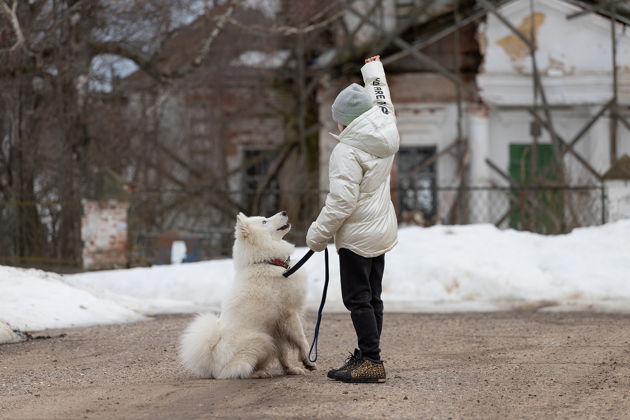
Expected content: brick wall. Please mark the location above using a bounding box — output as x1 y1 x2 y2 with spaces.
81 199 129 270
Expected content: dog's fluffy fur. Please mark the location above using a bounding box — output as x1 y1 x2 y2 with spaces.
179 211 315 379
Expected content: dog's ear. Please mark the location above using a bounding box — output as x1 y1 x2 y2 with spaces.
235 212 251 240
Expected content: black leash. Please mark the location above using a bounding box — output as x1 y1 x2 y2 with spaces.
283 248 330 363
282 249 314 278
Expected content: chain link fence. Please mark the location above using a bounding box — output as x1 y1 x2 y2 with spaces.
395 185 606 234
128 185 606 264
1 185 606 269
0 200 82 271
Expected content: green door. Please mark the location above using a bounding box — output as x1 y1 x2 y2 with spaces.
508 144 563 233
509 144 555 184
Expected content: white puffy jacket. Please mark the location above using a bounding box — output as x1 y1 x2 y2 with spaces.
306 60 399 258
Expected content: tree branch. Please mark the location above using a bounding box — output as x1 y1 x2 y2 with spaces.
89 41 165 83
0 0 27 54
169 0 237 79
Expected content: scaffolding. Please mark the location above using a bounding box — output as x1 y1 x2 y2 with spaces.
181 0 627 233
273 0 629 233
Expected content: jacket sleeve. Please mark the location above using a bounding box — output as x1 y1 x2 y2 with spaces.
306 145 363 252
361 60 395 117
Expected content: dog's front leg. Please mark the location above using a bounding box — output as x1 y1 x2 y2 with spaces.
284 312 316 371
277 341 307 375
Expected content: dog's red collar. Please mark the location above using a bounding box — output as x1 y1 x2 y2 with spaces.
267 258 290 269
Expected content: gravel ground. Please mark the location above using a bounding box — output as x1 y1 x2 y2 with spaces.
1 312 630 419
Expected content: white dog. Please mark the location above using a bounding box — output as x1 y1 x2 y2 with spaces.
179 211 316 379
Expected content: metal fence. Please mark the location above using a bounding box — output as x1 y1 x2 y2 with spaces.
0 200 82 271
128 185 606 264
1 185 606 269
394 185 606 233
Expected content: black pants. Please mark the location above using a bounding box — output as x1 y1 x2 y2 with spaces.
339 248 384 362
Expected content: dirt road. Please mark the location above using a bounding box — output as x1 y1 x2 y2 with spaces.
2 312 630 419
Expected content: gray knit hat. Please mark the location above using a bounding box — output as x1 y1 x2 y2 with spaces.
331 83 373 127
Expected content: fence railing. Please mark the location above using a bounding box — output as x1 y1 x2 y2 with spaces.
0 185 606 269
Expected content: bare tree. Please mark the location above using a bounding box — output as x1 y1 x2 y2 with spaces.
0 0 236 265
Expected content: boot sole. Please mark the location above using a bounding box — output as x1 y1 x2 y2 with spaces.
339 377 386 384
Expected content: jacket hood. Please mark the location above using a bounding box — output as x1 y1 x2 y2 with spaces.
330 106 399 158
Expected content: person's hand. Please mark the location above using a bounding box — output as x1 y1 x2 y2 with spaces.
306 223 328 252
365 55 380 63
306 240 327 253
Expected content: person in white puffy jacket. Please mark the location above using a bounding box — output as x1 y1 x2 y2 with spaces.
306 56 399 383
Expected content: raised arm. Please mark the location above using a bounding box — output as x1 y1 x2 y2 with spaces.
361 55 395 117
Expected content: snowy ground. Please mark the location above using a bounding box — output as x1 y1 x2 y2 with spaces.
1 220 629 340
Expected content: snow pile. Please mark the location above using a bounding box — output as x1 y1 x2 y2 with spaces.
0 320 21 344
69 219 630 313
1 220 629 337
382 221 630 312
66 259 235 314
0 266 147 336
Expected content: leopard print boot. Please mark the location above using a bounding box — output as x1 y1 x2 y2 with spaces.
327 349 361 380
336 358 386 383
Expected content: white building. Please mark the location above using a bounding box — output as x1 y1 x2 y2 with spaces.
318 0 630 229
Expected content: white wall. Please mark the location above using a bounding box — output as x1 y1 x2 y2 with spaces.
396 102 461 185
478 0 630 106
478 0 630 183
486 107 620 184
481 0 630 75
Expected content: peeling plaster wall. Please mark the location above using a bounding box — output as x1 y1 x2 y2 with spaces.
478 0 630 105
480 0 630 79
478 0 630 185
317 0 629 226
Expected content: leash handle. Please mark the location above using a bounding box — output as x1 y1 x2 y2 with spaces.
308 248 329 363
283 249 314 278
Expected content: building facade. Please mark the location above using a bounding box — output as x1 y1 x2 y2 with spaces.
318 0 630 230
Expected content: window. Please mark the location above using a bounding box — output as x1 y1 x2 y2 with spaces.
242 149 280 216
397 146 437 222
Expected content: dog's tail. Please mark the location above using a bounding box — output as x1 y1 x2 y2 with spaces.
179 312 221 378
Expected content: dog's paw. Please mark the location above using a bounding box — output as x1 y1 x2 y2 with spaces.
251 369 273 379
284 366 307 376
302 361 317 371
